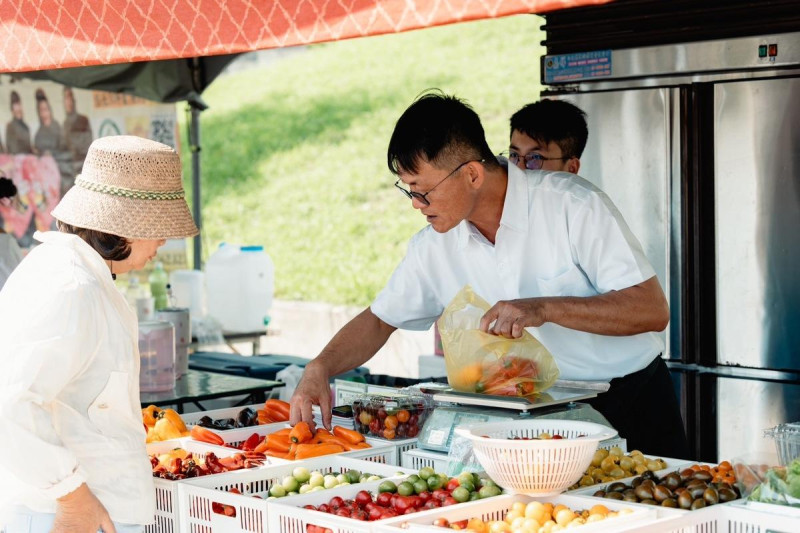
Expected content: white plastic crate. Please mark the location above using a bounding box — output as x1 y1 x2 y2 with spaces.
565 456 691 493
598 436 627 453
371 493 660 533
267 479 505 533
177 456 414 533
146 438 255 533
401 448 449 472
363 437 417 466
179 404 269 430
615 500 800 532
188 420 397 467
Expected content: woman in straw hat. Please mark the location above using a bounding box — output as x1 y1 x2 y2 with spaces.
0 136 198 533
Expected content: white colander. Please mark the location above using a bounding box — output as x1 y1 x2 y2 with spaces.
455 419 617 496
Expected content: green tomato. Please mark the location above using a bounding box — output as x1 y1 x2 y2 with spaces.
323 475 338 489
397 481 415 497
378 480 397 494
478 485 502 498
418 467 435 480
458 479 475 492
469 491 480 501
282 476 300 492
299 484 312 494
269 485 287 498
426 475 443 490
346 469 362 484
292 467 311 483
413 479 428 494
406 474 420 484
451 487 470 503
308 473 324 488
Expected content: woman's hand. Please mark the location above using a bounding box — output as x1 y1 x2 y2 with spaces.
53 483 116 533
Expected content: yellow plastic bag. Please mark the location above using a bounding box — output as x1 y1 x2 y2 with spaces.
438 285 560 397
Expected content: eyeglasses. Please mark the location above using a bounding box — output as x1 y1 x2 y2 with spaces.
500 151 572 170
394 159 484 207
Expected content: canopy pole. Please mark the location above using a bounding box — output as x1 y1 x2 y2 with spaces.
190 106 202 270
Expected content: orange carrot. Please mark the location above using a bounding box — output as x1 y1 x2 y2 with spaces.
294 443 345 460
271 428 291 437
333 426 365 445
290 421 313 444
264 450 289 460
191 425 224 446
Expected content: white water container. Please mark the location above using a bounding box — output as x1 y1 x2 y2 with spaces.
205 244 274 333
169 269 206 319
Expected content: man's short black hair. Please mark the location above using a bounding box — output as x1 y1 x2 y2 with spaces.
510 99 588 158
387 90 499 175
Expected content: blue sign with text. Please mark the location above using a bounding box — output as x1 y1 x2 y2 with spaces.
544 50 612 84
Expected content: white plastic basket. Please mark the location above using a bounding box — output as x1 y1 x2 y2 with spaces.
180 403 271 431
371 493 661 533
565 456 691 492
455 420 617 496
146 438 254 533
177 456 413 533
401 448 450 472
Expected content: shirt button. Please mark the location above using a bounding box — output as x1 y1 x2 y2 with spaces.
98 403 109 409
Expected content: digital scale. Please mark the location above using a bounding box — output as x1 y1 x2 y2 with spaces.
415 382 618 453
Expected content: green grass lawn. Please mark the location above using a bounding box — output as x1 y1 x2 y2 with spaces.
183 14 543 306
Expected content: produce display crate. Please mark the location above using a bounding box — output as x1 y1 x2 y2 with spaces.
179 404 268 430
620 500 800 533
371 493 663 533
147 438 254 533
565 456 691 493
599 436 627 453
267 480 504 533
335 379 368 408
177 456 414 533
401 448 450 472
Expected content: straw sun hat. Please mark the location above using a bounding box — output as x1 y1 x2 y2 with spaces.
52 135 199 240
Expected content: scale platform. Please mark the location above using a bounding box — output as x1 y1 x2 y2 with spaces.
428 380 609 412
417 381 612 453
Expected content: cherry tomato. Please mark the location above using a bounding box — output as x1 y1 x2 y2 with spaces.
358 411 373 425
406 425 419 438
397 409 410 423
376 492 393 507
355 490 372 508
384 415 398 430
369 418 381 435
377 407 388 419
383 428 396 440
329 496 344 509
446 478 460 492
433 518 451 527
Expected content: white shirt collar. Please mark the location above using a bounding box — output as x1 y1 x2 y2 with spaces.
456 158 530 250
34 231 115 285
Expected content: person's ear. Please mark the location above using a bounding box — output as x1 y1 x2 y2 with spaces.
466 160 484 189
568 158 580 175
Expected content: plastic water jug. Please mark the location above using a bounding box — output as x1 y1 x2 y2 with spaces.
155 308 191 378
169 269 206 319
138 320 175 392
205 244 274 333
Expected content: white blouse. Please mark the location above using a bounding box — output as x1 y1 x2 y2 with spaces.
0 231 155 525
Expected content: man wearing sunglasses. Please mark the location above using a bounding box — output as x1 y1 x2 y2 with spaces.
290 91 688 459
505 99 587 175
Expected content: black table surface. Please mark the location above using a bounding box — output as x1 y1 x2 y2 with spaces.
140 369 283 410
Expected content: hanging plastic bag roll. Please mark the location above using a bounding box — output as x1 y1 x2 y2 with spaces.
438 285 560 397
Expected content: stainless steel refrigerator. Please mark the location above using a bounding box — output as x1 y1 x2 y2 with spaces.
541 31 800 462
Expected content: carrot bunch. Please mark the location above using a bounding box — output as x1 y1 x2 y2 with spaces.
257 399 291 424
476 355 540 397
253 423 370 460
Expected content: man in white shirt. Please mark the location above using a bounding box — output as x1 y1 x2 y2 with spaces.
290 92 688 457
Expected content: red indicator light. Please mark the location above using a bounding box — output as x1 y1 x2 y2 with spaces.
768 44 778 57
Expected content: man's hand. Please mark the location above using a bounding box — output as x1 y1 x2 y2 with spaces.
53 483 116 533
289 362 332 430
479 298 548 338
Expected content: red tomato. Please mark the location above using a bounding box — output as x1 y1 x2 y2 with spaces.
329 496 344 509
376 492 393 507
433 489 449 501
406 425 419 438
317 503 330 513
452 519 469 529
423 500 440 510
368 507 383 521
442 496 458 506
335 508 351 518
418 491 431 502
303 504 316 510
433 518 451 527
369 418 381 435
355 490 372 508
446 479 460 492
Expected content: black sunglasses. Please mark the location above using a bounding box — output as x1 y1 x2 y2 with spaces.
394 159 485 207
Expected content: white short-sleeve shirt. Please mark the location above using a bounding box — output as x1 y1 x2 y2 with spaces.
371 161 663 381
